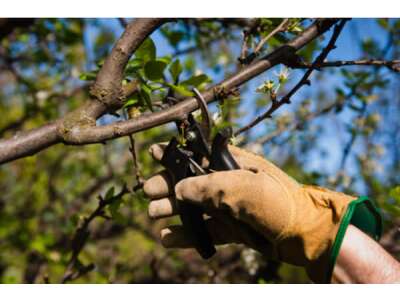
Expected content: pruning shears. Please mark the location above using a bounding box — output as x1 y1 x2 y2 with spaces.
161 88 240 259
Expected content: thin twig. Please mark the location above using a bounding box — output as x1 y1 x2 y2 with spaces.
239 19 261 64
128 134 144 191
234 19 348 136
61 185 129 283
62 264 95 284
340 102 367 170
240 32 251 63
254 19 290 56
250 74 365 147
294 59 400 72
249 100 340 146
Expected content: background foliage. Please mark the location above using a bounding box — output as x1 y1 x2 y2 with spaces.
0 18 399 283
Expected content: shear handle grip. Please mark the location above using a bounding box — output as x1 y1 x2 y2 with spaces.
161 138 216 259
209 127 240 171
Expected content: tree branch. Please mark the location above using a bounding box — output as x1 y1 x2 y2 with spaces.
253 19 290 57
87 18 166 116
0 19 339 164
0 19 164 164
294 59 400 72
248 99 342 147
234 19 348 136
128 134 144 191
58 19 341 145
239 19 261 64
61 185 129 283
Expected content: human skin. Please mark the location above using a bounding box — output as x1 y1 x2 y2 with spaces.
333 225 400 283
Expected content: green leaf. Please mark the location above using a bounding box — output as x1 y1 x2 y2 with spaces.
135 38 156 63
166 83 193 97
105 186 115 201
144 60 167 81
181 74 210 87
109 197 122 216
389 186 400 205
157 55 172 65
108 195 126 224
123 96 139 108
140 84 153 111
377 19 389 29
125 58 143 75
167 31 185 46
335 87 345 97
79 71 97 81
169 59 183 83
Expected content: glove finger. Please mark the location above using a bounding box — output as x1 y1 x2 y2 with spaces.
228 145 300 188
175 169 293 242
160 212 277 259
160 217 240 248
148 197 178 219
149 143 168 162
143 170 173 199
174 170 255 211
228 145 272 172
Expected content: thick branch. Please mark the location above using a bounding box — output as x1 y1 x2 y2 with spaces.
88 18 166 117
0 122 61 162
0 19 163 164
0 19 339 163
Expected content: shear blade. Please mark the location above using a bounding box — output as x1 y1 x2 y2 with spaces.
192 88 212 141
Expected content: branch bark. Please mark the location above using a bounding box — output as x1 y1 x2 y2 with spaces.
0 19 164 164
0 18 339 164
294 59 400 72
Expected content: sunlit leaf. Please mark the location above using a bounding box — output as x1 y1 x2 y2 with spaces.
166 83 193 97
79 71 97 81
105 186 115 200
169 59 183 83
140 84 153 111
144 60 167 81
135 38 156 63
180 74 210 87
123 96 139 108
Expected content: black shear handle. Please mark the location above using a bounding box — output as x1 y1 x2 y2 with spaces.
161 138 216 259
209 127 240 171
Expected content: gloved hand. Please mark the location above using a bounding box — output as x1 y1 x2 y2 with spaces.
143 143 357 283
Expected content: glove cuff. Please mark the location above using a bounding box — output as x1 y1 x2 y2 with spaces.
323 196 383 283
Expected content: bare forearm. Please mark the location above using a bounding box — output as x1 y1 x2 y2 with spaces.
332 225 400 283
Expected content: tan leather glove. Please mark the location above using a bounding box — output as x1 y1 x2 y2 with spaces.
143 143 362 283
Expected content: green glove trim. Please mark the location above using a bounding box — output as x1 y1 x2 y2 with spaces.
325 196 383 283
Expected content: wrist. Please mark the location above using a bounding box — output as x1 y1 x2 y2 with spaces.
333 225 400 283
325 196 382 283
